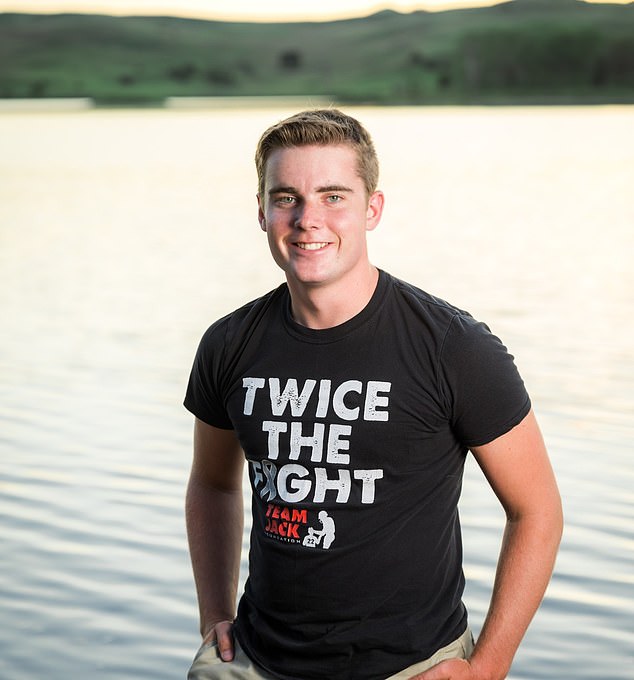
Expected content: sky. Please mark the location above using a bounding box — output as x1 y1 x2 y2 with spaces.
0 0 628 22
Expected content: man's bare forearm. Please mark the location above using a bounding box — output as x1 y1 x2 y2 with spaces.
186 476 244 638
468 507 563 680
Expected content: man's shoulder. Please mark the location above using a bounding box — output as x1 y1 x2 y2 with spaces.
384 271 472 323
199 283 288 345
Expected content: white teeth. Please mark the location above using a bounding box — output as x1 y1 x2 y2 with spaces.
297 242 328 251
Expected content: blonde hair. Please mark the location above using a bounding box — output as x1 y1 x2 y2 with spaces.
255 109 379 198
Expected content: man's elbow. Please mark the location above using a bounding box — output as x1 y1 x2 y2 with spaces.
551 491 564 548
531 490 564 554
508 487 564 551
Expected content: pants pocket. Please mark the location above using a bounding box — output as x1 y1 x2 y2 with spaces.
187 641 223 679
385 627 473 679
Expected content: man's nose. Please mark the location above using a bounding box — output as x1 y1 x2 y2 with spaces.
294 201 322 229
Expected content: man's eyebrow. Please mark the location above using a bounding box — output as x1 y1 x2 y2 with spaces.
267 184 354 196
267 185 298 196
317 184 354 194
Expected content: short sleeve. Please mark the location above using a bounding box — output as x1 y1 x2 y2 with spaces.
439 313 531 447
184 320 234 430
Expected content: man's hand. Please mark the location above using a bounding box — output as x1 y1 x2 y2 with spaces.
411 658 476 680
202 619 235 662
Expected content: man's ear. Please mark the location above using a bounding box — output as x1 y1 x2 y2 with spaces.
257 193 267 231
366 190 384 232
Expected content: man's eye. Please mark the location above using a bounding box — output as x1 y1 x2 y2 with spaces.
327 194 342 203
275 196 295 205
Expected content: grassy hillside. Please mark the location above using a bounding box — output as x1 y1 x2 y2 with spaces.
1 0 633 104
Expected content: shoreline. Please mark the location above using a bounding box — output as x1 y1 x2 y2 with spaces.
1 94 634 113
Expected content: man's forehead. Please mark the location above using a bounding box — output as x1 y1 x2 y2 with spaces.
263 144 361 187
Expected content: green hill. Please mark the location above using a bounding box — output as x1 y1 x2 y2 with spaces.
1 0 633 105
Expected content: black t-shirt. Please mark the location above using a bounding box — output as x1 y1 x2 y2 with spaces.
185 270 531 680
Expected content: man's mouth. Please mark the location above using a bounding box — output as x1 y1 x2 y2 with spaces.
295 242 329 251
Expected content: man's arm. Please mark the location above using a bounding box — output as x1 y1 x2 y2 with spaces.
185 417 245 661
416 409 563 680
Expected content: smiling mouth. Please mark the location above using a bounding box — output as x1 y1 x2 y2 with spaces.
295 242 329 251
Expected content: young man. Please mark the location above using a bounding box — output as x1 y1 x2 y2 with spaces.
184 109 563 680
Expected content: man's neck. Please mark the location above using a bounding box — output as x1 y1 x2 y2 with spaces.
287 266 379 330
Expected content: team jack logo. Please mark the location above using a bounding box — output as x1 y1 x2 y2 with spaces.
303 511 336 549
263 502 336 549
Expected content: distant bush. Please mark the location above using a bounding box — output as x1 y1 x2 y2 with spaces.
118 74 136 86
205 68 236 86
279 50 302 70
29 79 48 97
407 51 452 95
168 63 197 82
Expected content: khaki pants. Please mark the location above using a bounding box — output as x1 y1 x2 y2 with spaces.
187 627 474 680
385 627 474 679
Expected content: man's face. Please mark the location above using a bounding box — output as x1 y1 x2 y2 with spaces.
258 144 383 292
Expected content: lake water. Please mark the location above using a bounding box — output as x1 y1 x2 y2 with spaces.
0 104 632 679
